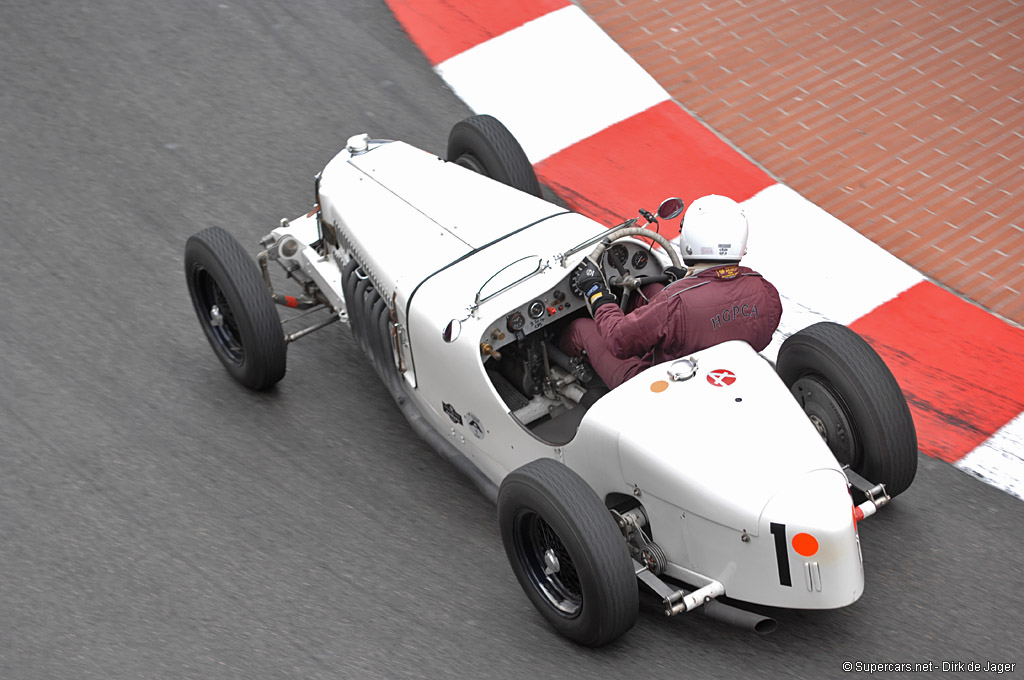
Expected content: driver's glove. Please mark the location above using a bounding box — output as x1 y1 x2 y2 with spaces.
664 266 688 282
575 257 616 316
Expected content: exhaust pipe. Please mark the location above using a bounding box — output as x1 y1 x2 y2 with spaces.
702 599 777 635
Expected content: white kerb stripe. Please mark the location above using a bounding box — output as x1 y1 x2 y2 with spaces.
436 5 669 164
955 413 1024 501
739 184 924 326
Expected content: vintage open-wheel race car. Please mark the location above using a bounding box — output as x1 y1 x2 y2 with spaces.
185 115 917 647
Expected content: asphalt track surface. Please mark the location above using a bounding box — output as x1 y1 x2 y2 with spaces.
1 2 1022 678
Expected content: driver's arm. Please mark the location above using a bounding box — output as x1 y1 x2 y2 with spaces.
593 297 670 360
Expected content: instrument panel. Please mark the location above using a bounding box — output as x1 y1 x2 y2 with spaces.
483 240 663 351
601 241 660 281
488 280 577 350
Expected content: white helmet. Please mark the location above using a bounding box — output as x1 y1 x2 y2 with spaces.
679 194 748 264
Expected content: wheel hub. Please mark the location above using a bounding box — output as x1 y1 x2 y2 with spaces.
193 268 244 364
513 511 582 618
543 548 560 575
209 304 225 328
808 413 828 439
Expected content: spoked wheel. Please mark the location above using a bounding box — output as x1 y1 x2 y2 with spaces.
192 268 245 363
510 510 584 617
185 226 287 390
498 458 638 647
777 322 917 498
446 114 543 198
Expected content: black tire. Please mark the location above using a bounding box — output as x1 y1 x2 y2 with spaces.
184 226 286 390
776 322 917 497
497 458 638 647
446 114 543 198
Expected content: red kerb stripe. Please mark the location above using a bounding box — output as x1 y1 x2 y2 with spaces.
850 281 1024 462
385 0 569 66
536 101 774 235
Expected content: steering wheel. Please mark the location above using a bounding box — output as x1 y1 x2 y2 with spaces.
589 227 684 310
590 226 682 268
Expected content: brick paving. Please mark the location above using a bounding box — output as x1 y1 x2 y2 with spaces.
574 0 1024 326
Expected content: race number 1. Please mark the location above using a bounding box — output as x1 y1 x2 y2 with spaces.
770 522 792 587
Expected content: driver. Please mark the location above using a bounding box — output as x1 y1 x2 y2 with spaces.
560 194 782 389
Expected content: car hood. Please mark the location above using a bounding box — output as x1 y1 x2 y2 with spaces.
318 140 583 314
579 341 843 535
344 141 564 250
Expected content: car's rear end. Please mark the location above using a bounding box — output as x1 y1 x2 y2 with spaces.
565 340 865 611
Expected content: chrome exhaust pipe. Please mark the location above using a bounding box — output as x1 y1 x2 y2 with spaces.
702 599 777 635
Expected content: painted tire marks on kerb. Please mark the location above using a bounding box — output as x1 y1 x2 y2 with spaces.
385 0 1024 500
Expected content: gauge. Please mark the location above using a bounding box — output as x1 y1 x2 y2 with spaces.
506 312 525 332
527 300 545 319
609 244 629 268
631 250 649 269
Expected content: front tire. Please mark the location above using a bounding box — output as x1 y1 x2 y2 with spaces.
447 114 543 198
497 458 638 647
776 322 917 497
185 226 286 390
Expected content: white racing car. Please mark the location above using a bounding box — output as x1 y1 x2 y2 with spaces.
185 115 917 647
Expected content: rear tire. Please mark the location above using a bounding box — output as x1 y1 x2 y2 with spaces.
185 226 286 390
497 458 638 647
447 115 542 198
776 322 917 497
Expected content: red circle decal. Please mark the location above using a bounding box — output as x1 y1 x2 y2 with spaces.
706 369 737 387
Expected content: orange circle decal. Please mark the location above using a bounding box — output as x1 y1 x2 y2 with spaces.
792 532 819 557
650 380 669 393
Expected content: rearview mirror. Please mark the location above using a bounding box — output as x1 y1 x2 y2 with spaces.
442 318 461 343
657 197 685 220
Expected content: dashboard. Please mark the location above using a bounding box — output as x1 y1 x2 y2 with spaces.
482 239 663 352
483 275 577 352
